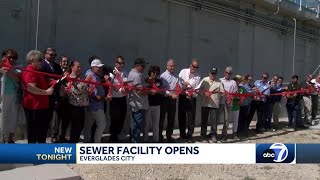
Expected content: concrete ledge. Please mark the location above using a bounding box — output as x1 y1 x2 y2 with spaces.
0 164 81 180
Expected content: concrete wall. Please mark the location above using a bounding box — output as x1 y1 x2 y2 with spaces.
1 0 320 137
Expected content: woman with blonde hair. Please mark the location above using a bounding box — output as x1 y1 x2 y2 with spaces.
21 50 54 143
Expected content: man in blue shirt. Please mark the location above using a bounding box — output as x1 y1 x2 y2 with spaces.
248 73 270 133
84 59 107 143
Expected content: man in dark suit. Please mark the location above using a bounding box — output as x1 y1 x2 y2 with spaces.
39 47 63 142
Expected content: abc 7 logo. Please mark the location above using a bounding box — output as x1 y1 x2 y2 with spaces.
262 149 276 162
262 144 289 163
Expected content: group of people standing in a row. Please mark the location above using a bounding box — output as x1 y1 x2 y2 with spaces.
0 48 318 144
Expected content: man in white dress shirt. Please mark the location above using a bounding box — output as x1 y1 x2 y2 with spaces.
178 59 201 142
219 66 238 141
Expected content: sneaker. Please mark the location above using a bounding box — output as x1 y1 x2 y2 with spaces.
211 136 217 143
220 135 228 142
200 137 208 143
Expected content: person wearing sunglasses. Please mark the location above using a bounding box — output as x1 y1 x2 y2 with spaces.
178 59 201 143
247 73 270 134
0 49 22 143
109 56 128 143
39 47 64 143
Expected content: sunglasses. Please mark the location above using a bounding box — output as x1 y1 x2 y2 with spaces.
191 64 199 69
262 77 268 79
48 53 56 57
116 61 125 65
6 56 16 60
225 71 231 75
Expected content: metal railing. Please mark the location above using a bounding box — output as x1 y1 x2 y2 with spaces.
286 0 320 13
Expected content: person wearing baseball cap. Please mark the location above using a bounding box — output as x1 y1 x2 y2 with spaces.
196 67 224 143
127 58 156 143
84 58 107 143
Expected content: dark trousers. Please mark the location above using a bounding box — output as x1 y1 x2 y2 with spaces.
69 104 85 143
56 99 70 140
159 97 176 141
248 100 266 131
265 102 274 129
311 95 318 119
24 108 50 143
238 105 249 133
109 96 127 142
286 100 302 128
201 107 218 138
178 95 196 138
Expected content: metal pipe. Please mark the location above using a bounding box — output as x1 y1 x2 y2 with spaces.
0 73 6 143
317 5 319 18
312 65 320 75
299 0 302 11
168 0 320 42
292 18 297 75
35 0 40 50
274 0 281 14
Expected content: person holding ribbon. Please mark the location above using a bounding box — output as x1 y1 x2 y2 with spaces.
159 59 179 143
178 59 201 143
109 56 128 143
21 50 54 143
237 75 253 136
0 49 22 143
285 75 305 130
127 58 157 143
219 66 238 142
143 65 163 142
84 59 107 143
66 60 89 143
247 73 270 134
197 67 224 143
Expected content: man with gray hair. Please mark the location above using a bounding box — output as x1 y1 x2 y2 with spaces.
219 66 238 142
159 59 179 142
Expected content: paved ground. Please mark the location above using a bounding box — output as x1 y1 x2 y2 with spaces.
69 117 320 180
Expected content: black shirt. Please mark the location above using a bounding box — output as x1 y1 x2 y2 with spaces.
145 78 162 106
286 82 302 102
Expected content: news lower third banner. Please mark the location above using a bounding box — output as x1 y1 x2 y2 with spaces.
0 143 319 164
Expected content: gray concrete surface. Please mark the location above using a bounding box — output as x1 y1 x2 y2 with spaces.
0 164 81 180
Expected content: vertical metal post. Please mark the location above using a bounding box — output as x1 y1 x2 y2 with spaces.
35 0 40 50
299 0 302 11
292 18 297 75
317 5 319 18
0 73 6 143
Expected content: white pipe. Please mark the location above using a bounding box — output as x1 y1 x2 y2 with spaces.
35 0 40 50
0 73 6 143
274 0 281 14
317 5 319 18
292 18 297 75
299 0 302 11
